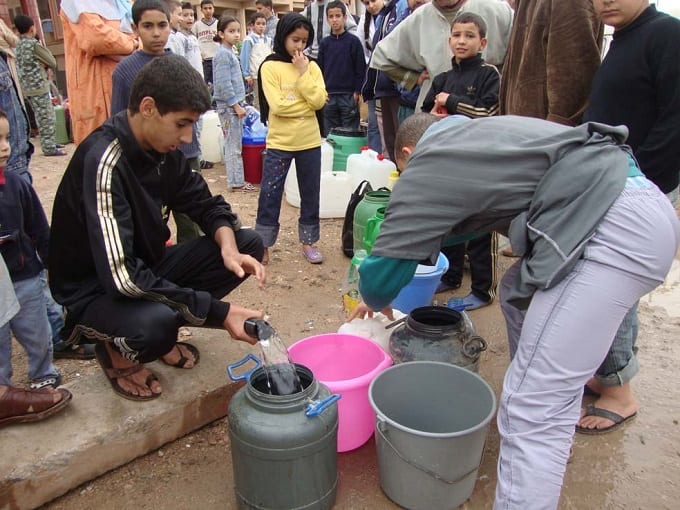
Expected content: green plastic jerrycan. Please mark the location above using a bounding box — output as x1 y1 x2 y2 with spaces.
353 190 390 253
363 206 386 254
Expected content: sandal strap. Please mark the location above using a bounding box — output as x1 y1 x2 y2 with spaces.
104 363 145 381
172 344 189 368
583 404 626 424
0 386 66 419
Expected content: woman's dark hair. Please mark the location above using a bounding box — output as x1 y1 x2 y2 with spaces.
213 15 239 42
271 12 314 58
128 54 211 115
0 108 6 121
363 8 373 51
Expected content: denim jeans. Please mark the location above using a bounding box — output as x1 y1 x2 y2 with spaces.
196 115 204 162
594 185 679 386
323 93 359 134
366 100 382 155
40 270 65 346
496 184 679 509
0 275 58 385
255 147 321 247
217 108 245 188
397 105 415 125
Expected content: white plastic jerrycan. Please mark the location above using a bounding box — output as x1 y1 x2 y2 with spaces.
285 140 340 216
346 147 396 190
199 110 224 164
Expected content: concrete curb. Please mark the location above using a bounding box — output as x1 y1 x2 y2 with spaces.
0 331 253 510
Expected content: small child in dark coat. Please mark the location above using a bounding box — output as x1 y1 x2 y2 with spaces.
0 108 61 390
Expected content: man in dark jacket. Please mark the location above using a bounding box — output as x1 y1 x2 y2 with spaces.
49 55 266 401
578 0 680 434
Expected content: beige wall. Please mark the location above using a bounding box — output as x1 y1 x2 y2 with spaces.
193 1 304 30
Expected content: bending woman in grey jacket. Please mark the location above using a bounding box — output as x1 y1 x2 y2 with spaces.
351 113 680 510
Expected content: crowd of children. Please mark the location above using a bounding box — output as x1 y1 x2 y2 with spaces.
2 2 680 509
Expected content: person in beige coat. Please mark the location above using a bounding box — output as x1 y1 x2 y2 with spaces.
498 0 601 257
500 0 602 126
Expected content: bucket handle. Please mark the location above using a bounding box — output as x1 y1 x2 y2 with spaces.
376 420 481 485
462 335 487 360
226 353 261 381
305 394 341 417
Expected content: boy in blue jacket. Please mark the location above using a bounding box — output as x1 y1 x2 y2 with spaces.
0 108 61 390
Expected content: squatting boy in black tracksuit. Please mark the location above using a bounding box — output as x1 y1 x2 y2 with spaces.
49 56 266 401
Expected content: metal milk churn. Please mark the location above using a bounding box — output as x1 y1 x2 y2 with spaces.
389 306 487 372
227 353 340 510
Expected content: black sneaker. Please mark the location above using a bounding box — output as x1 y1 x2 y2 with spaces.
30 373 62 390
53 343 96 360
435 280 462 294
200 160 214 169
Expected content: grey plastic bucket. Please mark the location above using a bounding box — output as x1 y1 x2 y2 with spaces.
368 361 496 510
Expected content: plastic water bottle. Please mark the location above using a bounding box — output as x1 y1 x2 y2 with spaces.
342 249 368 319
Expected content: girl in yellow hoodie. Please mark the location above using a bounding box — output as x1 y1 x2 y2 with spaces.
256 13 327 265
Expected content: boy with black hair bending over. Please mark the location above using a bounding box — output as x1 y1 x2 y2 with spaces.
422 12 500 310
49 55 266 401
318 1 366 133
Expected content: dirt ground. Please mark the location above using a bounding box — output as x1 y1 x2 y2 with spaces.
12 141 680 509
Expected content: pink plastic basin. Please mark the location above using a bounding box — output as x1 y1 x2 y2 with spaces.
289 333 393 452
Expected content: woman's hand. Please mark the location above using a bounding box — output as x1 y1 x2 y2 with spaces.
347 302 395 322
292 50 309 75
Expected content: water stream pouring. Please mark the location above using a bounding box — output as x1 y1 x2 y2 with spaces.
244 318 302 395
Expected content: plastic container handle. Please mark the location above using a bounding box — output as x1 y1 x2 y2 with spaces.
226 353 261 381
364 216 381 251
376 418 479 485
305 394 341 417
